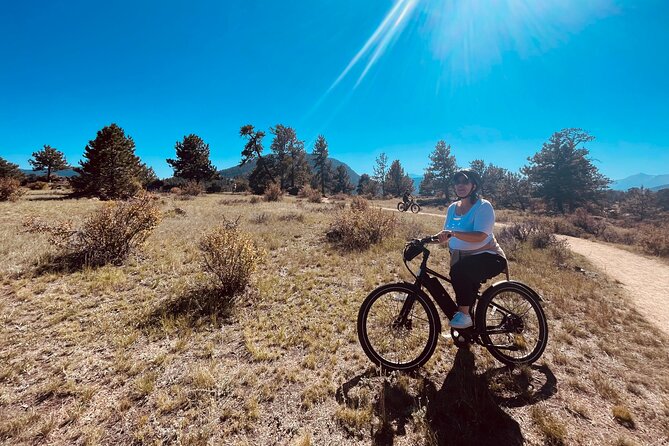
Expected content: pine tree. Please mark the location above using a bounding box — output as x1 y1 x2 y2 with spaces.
523 128 610 213
0 157 23 179
29 145 69 182
269 124 292 189
70 124 146 199
424 140 458 199
357 174 379 196
386 160 413 197
373 153 389 196
167 134 217 183
240 124 276 189
333 165 354 194
312 135 332 195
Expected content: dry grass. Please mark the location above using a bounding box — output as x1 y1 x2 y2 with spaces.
0 190 668 445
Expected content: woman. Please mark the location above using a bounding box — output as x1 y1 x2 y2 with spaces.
436 170 507 329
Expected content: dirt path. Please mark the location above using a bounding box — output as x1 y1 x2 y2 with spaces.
382 206 669 336
556 235 669 337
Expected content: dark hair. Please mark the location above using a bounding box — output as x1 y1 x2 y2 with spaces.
453 170 481 202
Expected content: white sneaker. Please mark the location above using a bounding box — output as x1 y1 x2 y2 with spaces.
449 311 473 329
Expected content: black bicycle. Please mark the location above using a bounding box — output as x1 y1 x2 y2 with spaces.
397 199 420 213
357 236 548 371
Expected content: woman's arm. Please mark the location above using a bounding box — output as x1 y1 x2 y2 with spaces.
436 230 488 243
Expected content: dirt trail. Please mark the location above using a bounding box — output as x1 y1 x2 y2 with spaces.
556 235 669 337
382 206 669 336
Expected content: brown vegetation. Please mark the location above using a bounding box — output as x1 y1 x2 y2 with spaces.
1 190 668 445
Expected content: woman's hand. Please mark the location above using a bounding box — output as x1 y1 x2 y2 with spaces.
436 230 453 243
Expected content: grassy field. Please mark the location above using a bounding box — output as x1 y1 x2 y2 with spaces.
1 191 668 445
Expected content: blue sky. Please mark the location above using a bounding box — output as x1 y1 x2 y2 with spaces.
1 0 668 180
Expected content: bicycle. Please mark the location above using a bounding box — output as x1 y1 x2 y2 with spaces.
357 235 548 371
397 199 421 213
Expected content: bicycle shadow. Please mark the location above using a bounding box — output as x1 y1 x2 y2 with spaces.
336 350 557 446
423 348 525 446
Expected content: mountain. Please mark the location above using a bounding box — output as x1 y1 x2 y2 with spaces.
611 173 669 191
20 168 78 177
219 155 361 185
650 184 669 191
408 174 424 191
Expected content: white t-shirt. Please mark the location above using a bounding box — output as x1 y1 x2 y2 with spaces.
443 199 500 255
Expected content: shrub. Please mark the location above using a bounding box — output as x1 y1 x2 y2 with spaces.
0 178 24 201
264 183 282 202
199 220 266 295
327 206 397 251
298 185 322 203
350 196 370 212
638 223 669 257
181 181 205 196
28 181 49 190
569 208 607 236
169 187 182 195
249 195 261 204
24 193 161 266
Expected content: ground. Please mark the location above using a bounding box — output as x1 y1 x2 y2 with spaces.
1 191 668 445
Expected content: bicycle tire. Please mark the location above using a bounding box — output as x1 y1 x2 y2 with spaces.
357 283 441 371
475 282 548 365
410 203 420 213
397 202 406 212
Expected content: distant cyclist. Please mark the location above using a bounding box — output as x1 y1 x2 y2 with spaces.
435 170 507 329
402 191 412 206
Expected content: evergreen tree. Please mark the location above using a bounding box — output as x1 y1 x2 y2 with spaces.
288 136 311 189
70 124 146 199
373 153 389 196
424 140 458 199
622 187 657 221
523 128 610 213
269 124 293 189
418 172 435 196
240 124 276 188
386 160 413 197
357 173 379 196
29 145 68 182
312 135 332 195
469 159 509 206
333 165 354 194
167 134 217 183
0 157 23 179
503 172 531 211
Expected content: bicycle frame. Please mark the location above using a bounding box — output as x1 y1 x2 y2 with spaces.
399 244 459 322
398 242 529 349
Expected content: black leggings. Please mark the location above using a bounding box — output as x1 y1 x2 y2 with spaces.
450 253 507 307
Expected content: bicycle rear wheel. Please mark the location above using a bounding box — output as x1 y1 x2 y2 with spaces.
475 283 548 365
397 202 406 212
357 283 440 371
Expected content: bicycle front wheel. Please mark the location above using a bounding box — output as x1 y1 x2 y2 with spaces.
410 203 420 213
476 283 548 365
357 283 440 371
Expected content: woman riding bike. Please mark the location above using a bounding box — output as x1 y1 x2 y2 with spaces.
436 170 507 329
